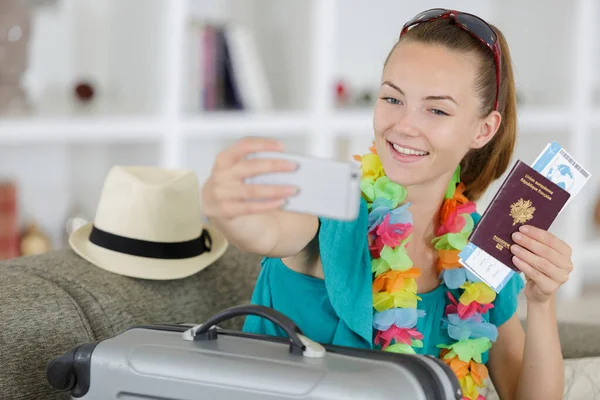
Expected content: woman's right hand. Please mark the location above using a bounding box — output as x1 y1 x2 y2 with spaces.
202 137 298 221
202 136 320 261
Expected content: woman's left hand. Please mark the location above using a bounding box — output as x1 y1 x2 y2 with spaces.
510 225 573 304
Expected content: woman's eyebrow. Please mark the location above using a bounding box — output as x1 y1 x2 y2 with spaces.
382 81 458 105
424 95 458 106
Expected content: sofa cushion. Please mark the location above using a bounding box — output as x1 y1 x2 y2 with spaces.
0 246 262 400
480 356 600 400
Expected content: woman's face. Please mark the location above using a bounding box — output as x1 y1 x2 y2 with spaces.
373 40 499 188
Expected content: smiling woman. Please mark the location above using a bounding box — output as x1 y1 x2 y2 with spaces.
373 17 517 202
203 8 571 400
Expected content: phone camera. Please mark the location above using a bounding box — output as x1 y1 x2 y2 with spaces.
351 172 360 179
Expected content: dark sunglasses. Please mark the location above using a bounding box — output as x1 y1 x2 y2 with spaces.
400 8 501 112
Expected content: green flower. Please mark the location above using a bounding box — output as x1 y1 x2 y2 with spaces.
385 343 417 354
460 214 474 234
437 337 492 363
432 232 469 250
380 244 413 272
373 176 407 207
360 177 376 204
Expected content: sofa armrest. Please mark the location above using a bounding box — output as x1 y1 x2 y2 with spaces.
0 269 95 400
557 322 600 359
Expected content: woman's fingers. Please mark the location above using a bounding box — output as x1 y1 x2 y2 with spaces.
512 255 559 294
511 230 567 269
510 244 569 285
218 197 288 219
215 182 298 202
203 136 300 220
213 137 285 170
516 225 572 260
231 157 298 180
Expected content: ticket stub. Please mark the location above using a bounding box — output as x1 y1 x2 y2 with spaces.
531 141 591 209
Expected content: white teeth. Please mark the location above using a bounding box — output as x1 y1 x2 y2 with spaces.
392 143 428 156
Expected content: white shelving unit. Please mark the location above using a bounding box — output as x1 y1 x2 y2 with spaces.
1 0 598 299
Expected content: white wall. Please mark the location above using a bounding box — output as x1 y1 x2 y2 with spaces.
333 1 492 90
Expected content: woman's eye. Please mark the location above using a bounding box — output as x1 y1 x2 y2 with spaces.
430 109 449 116
382 97 401 105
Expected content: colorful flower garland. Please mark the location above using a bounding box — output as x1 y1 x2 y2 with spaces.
354 144 499 400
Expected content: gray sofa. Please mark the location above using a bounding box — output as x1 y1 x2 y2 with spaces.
1 246 599 399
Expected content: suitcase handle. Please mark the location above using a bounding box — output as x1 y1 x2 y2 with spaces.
187 304 308 355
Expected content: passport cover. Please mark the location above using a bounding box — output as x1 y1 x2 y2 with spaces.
469 160 571 271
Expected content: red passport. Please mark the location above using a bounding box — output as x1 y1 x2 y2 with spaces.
468 160 570 271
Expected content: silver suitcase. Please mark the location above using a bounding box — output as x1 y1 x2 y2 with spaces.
47 305 462 399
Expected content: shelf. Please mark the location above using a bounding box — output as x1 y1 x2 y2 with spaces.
0 98 163 143
0 115 163 144
182 111 313 137
331 109 374 134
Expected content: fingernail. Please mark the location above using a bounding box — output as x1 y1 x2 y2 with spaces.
285 162 298 171
511 244 521 253
519 225 529 233
512 232 523 241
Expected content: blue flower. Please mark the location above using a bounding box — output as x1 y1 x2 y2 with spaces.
440 267 482 289
368 198 394 232
373 308 426 331
368 199 413 231
389 202 413 225
442 313 498 342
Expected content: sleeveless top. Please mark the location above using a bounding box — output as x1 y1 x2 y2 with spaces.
243 198 524 364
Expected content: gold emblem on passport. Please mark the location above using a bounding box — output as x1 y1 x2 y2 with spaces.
510 198 535 226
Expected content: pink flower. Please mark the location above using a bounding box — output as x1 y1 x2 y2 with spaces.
445 293 494 319
369 234 385 259
374 214 413 247
374 326 423 350
437 202 477 236
437 212 465 236
457 201 477 215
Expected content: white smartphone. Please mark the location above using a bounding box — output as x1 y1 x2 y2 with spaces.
244 151 362 221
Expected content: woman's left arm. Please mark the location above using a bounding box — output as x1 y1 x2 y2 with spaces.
488 224 572 400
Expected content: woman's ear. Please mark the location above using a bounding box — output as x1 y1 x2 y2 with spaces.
471 110 502 149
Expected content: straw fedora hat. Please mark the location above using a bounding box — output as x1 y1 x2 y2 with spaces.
69 165 228 280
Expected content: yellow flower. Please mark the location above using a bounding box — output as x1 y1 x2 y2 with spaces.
459 375 480 400
459 282 497 305
361 153 384 180
373 290 421 311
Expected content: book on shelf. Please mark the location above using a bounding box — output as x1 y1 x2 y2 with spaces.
186 20 272 113
0 180 19 260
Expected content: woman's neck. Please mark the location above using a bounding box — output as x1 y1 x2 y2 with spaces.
403 171 455 248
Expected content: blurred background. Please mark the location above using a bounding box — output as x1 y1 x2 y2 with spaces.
0 0 598 307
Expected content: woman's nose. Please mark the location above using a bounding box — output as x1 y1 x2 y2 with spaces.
392 107 420 137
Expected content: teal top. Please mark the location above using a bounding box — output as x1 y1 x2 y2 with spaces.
243 198 524 364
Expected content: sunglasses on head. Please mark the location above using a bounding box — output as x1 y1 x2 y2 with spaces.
400 8 501 112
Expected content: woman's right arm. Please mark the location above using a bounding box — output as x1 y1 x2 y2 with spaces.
201 137 320 273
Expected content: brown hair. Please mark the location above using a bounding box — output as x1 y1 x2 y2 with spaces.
386 17 517 201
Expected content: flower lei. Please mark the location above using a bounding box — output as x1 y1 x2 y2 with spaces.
355 144 499 400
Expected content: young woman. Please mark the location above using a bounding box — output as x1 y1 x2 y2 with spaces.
202 9 572 400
